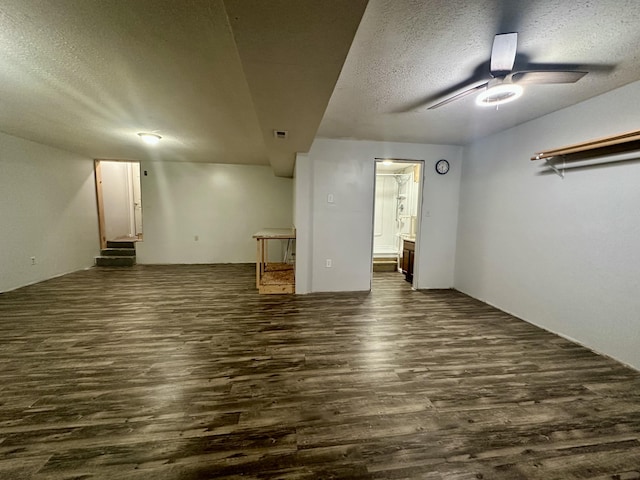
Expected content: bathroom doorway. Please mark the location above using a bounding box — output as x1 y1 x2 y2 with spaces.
372 159 423 286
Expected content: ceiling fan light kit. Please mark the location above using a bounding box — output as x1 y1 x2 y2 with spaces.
476 82 523 107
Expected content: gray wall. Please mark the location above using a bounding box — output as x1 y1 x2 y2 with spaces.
295 138 463 293
136 161 293 264
455 80 640 370
0 132 99 292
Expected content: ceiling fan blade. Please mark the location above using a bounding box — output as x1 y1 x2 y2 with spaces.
511 70 587 84
491 33 518 76
428 82 488 110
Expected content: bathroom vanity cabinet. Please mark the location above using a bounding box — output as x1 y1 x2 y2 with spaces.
401 239 415 283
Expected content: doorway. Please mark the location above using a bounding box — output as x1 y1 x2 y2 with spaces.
372 159 423 286
95 160 143 249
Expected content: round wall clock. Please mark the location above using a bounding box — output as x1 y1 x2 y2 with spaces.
435 159 450 175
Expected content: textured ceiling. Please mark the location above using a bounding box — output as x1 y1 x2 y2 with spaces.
3 0 640 178
0 0 367 177
318 0 640 145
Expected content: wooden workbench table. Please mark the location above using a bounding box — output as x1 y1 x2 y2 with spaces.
252 228 295 294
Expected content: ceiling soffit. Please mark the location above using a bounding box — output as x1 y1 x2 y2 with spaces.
224 0 369 177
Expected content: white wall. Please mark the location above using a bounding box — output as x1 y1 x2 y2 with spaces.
101 161 132 240
294 153 313 293
295 138 462 292
456 80 640 370
0 132 99 292
136 161 293 264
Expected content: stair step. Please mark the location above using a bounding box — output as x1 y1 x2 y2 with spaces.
101 248 136 257
373 259 398 272
106 240 136 249
95 256 136 267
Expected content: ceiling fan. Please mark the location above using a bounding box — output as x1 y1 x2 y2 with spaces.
428 32 587 109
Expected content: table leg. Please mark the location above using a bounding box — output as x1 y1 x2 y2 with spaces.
256 239 262 289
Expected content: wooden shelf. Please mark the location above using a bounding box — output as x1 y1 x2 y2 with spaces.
260 264 295 294
532 129 640 162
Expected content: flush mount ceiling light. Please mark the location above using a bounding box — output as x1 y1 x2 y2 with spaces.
476 82 524 107
382 159 394 166
137 132 161 145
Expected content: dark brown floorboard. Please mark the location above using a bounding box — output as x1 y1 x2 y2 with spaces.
0 264 639 479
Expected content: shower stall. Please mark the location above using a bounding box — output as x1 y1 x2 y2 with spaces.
373 163 421 270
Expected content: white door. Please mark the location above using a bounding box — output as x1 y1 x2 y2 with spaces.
131 162 143 237
96 160 143 243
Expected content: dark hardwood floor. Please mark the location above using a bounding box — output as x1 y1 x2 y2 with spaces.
1 264 639 479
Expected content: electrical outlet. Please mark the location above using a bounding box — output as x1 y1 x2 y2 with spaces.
327 193 334 204
30 256 36 265
325 259 332 268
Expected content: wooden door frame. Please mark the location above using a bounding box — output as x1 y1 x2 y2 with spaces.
371 158 425 289
94 159 107 250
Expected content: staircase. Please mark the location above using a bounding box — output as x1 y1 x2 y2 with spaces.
95 240 136 267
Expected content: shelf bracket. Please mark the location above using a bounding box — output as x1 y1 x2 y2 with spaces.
545 157 565 179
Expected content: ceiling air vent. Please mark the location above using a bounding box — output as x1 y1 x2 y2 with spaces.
273 130 288 140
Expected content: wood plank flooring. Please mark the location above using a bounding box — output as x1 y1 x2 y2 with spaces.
0 264 639 479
